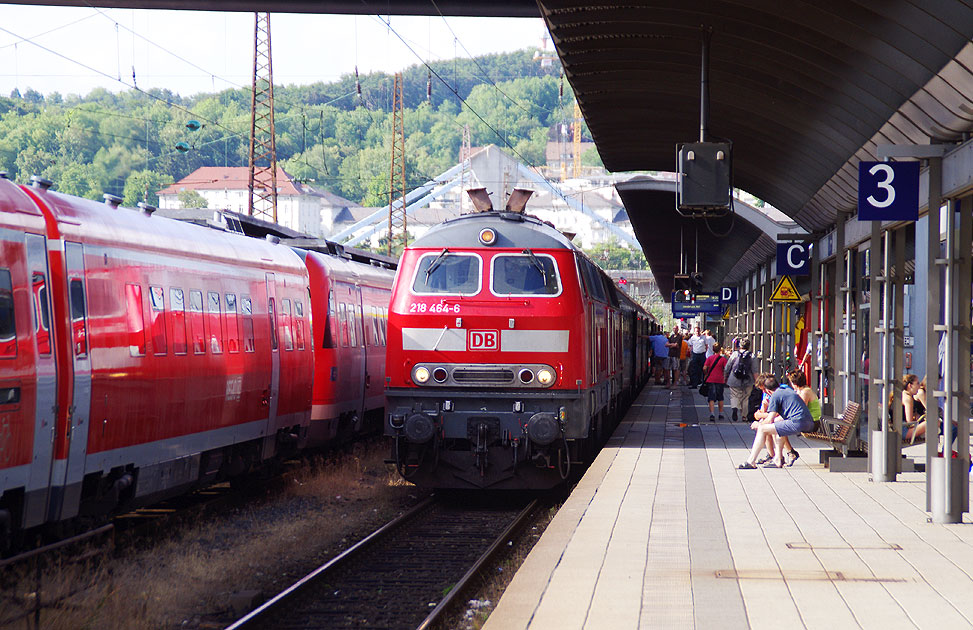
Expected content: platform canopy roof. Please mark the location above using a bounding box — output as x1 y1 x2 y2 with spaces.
16 0 973 294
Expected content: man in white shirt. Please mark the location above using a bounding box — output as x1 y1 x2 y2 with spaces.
688 326 707 387
703 329 716 357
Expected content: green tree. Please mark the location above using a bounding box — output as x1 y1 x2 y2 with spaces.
177 189 208 208
123 169 169 206
584 240 648 270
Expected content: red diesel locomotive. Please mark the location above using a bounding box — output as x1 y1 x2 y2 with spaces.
0 174 392 551
385 190 653 489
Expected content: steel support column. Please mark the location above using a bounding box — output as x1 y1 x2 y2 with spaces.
834 211 848 411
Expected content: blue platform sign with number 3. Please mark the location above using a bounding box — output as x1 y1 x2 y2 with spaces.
858 161 919 221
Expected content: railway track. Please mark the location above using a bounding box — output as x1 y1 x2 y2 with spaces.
228 495 539 630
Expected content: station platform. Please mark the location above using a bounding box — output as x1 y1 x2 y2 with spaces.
485 385 973 630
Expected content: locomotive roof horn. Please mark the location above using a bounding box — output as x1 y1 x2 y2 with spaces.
466 188 493 212
505 188 533 214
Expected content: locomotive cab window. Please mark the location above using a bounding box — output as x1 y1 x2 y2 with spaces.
491 252 561 296
0 269 15 358
411 251 481 295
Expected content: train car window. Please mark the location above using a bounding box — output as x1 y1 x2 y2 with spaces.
347 304 357 347
323 290 337 349
189 290 205 354
339 302 349 347
69 278 88 357
207 291 223 354
149 286 166 355
295 300 305 350
491 253 561 296
382 307 388 345
603 276 620 308
281 299 293 351
411 252 480 295
583 260 606 302
125 284 146 357
0 270 15 358
31 272 51 356
170 288 187 355
268 298 278 351
225 294 239 353
242 297 255 352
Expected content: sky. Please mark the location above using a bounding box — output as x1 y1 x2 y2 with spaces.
0 4 550 98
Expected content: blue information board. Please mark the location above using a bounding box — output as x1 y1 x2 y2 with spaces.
671 291 722 317
858 161 919 221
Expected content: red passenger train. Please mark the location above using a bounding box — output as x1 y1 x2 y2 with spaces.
385 190 653 489
0 174 392 551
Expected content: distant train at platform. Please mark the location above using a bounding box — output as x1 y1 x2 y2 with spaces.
0 174 392 551
384 189 654 489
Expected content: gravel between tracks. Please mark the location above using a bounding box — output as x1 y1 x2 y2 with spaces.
22 442 431 630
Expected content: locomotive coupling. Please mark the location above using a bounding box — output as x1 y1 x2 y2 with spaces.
404 413 437 444
526 412 559 446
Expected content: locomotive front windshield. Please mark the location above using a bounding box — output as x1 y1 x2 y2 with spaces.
491 253 560 296
412 252 480 295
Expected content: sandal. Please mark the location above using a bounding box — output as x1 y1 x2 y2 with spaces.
756 454 773 465
738 462 757 470
786 450 800 467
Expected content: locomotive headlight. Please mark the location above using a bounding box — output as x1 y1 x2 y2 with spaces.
537 368 555 386
413 366 431 384
478 228 497 245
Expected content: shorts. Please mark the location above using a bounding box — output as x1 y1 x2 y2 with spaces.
729 385 753 410
651 356 664 370
773 416 815 437
665 356 680 370
706 382 725 402
680 358 689 371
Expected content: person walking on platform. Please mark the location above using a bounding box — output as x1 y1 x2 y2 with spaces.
702 343 727 421
688 326 707 387
665 326 683 388
649 329 669 385
680 336 691 386
703 329 716 358
724 338 755 422
738 375 814 469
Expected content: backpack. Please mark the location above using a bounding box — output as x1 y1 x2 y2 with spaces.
732 351 752 380
746 386 764 422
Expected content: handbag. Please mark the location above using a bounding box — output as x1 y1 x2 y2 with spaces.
697 356 721 397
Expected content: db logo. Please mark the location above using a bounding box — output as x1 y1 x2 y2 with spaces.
468 330 499 351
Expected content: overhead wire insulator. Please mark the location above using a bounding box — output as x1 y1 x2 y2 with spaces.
355 65 364 107
426 69 432 104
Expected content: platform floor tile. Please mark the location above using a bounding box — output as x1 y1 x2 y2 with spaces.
484 386 973 630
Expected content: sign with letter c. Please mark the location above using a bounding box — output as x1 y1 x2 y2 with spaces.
776 243 810 276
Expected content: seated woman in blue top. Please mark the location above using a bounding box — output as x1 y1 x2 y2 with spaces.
739 375 814 469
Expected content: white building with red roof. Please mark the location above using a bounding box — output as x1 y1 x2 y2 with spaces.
156 166 359 238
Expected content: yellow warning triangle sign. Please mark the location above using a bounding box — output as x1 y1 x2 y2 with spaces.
769 275 802 303
722 307 730 320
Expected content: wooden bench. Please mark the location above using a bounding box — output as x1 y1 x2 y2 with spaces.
801 401 862 456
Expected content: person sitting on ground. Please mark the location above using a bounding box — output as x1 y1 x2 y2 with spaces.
702 343 728 421
739 375 814 469
783 369 821 466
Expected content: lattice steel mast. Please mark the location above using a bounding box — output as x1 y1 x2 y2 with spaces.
248 12 278 223
388 73 407 256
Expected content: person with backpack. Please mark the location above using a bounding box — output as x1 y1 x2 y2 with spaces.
724 338 755 422
701 343 728 421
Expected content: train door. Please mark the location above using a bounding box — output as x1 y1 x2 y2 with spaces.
352 286 366 432
265 273 280 430
50 241 91 521
21 234 57 528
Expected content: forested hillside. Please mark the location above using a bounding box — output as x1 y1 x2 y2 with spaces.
0 49 594 206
